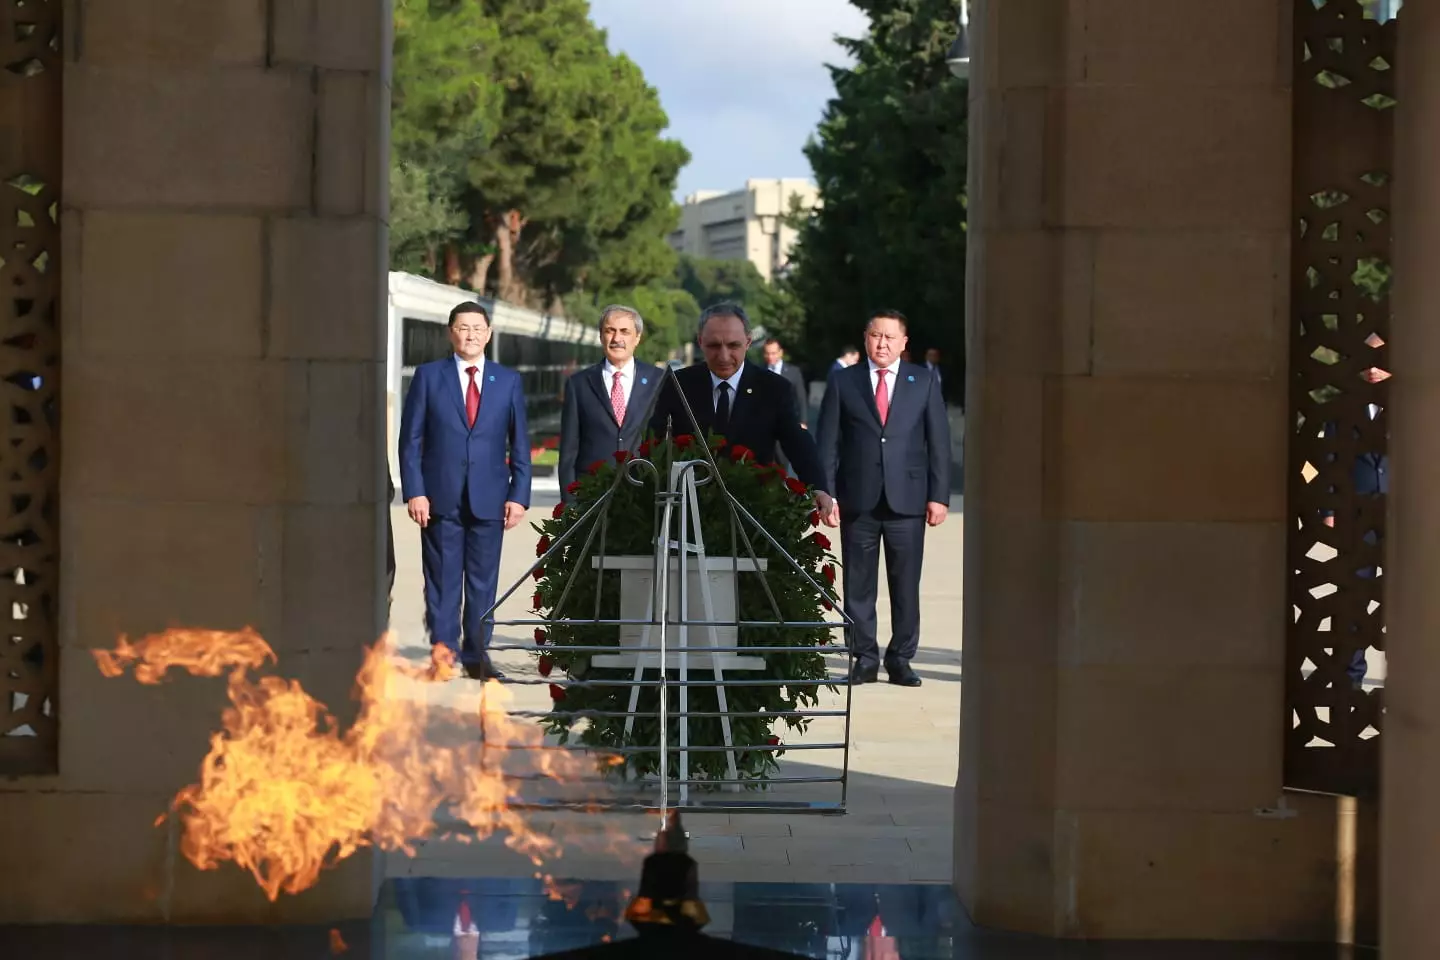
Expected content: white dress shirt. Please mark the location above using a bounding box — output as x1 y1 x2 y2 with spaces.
769 360 785 375
601 358 636 409
455 354 486 398
868 358 900 398
710 363 745 413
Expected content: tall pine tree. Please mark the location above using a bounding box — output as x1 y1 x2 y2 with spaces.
786 0 968 398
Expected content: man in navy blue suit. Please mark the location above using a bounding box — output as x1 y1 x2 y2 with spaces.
399 301 531 680
817 309 950 687
558 304 662 498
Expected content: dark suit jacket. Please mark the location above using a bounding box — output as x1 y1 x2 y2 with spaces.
648 363 826 491
558 360 662 495
771 362 808 427
398 357 532 520
816 361 950 516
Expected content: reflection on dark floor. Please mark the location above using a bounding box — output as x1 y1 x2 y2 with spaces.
0 876 1380 959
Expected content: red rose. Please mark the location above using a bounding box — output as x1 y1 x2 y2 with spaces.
810 532 832 551
552 503 565 519
730 444 754 463
534 628 548 645
538 655 554 677
587 460 606 475
808 510 821 527
536 535 551 557
766 736 780 746
823 564 836 584
565 480 582 494
637 441 652 457
674 434 695 449
549 683 566 702
785 477 807 496
532 591 543 610
614 450 632 464
822 599 834 611
708 435 727 449
532 567 545 581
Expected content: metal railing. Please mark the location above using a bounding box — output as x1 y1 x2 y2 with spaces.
479 362 855 819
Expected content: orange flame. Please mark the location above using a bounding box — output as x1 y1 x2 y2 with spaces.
94 629 625 901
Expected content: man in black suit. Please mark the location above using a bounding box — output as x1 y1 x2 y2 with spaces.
649 302 833 519
559 304 663 497
761 337 808 427
817 309 951 687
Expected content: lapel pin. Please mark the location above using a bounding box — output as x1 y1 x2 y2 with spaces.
641 378 649 385
745 388 753 395
489 375 495 382
907 375 915 382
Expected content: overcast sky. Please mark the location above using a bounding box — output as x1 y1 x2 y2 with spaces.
587 0 869 198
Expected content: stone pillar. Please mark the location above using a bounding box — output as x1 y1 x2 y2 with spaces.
957 0 1358 938
1383 4 1440 956
0 0 391 923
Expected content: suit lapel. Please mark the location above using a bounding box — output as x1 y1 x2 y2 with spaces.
444 358 469 428
852 363 883 427
732 364 764 434
677 367 714 437
585 363 617 426
628 365 658 427
473 366 503 433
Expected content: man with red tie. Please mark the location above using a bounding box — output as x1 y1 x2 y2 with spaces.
399 302 531 680
817 309 950 687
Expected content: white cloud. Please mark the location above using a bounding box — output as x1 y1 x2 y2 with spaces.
588 0 868 196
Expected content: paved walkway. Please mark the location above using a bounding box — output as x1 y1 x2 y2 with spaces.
384 491 964 885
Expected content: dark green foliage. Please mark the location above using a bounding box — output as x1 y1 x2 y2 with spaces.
787 0 968 393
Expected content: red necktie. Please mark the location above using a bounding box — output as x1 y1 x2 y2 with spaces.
465 366 480 428
875 368 890 425
610 370 626 425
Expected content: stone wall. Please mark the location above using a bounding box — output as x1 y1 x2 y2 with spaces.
0 0 392 923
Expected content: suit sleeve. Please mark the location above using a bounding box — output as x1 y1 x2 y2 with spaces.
816 369 842 497
923 372 952 504
648 375 678 443
398 364 427 501
507 376 533 508
791 370 808 428
775 378 826 491
557 372 580 498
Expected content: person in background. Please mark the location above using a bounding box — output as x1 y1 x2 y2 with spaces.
399 301 531 681
831 346 860 372
558 305 661 498
817 309 950 688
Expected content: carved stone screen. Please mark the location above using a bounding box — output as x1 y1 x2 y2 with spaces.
1286 0 1397 798
0 0 60 775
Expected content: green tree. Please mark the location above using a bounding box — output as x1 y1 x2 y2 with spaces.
390 0 688 310
390 0 500 274
787 0 968 397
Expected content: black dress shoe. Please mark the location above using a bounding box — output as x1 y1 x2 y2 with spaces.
886 663 922 687
463 662 507 681
848 663 879 685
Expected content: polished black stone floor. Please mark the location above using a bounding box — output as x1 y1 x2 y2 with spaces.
0 876 1378 959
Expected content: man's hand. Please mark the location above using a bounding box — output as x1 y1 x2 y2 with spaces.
815 491 839 528
926 501 949 527
504 501 527 530
407 496 431 528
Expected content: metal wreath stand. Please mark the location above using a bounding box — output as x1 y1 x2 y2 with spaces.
481 361 856 826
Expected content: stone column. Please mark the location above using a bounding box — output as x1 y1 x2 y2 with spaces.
957 0 1357 938
0 0 391 923
1383 4 1440 956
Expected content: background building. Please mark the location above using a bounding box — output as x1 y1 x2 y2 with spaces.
667 178 819 282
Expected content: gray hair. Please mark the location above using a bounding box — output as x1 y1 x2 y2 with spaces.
598 304 644 337
696 301 751 340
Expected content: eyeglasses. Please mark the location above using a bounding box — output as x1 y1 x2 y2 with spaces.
453 326 488 336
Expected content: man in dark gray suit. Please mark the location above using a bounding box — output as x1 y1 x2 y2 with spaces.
817 309 951 687
761 337 808 427
558 305 662 498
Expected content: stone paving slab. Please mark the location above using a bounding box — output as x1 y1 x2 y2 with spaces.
384 493 963 886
